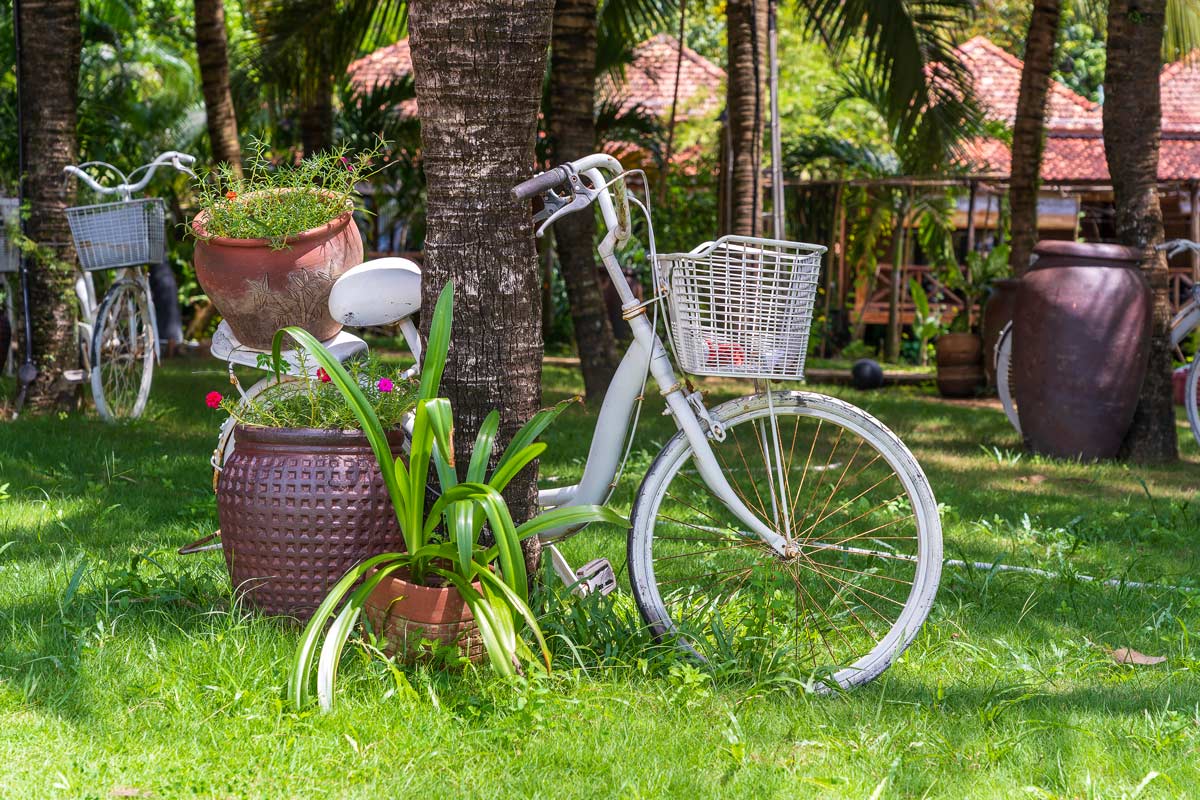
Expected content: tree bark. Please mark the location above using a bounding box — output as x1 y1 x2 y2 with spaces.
1104 0 1176 463
194 0 243 176
299 71 335 157
1007 0 1061 277
408 1 553 563
548 0 620 400
724 0 766 236
17 0 81 411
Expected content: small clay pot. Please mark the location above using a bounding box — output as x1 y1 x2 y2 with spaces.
192 195 364 350
363 569 484 663
935 333 984 397
216 426 405 621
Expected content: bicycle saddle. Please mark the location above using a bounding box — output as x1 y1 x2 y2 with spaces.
328 257 422 327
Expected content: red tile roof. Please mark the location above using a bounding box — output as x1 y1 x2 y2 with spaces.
346 34 725 122
959 36 1200 183
601 34 725 119
1160 53 1200 133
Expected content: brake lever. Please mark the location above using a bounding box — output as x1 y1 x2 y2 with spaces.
533 165 601 237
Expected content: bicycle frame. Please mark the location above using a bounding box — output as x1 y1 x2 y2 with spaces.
528 154 792 556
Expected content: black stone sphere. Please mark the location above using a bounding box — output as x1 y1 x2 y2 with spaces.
851 358 884 390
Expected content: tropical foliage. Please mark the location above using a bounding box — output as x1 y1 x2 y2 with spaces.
282 282 623 709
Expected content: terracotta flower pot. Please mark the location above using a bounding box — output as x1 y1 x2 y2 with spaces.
192 197 364 350
216 426 405 621
935 333 984 398
362 573 484 666
1012 241 1151 460
363 569 485 664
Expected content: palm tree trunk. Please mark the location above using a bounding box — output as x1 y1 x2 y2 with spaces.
17 0 81 411
194 0 243 176
408 0 553 557
300 72 334 157
1007 0 1061 277
548 0 620 400
724 0 766 236
1104 0 1175 463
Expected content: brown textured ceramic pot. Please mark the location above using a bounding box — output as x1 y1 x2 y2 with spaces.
216 426 404 621
363 570 484 664
0 306 10 369
1012 241 1151 460
981 278 1020 386
935 333 984 397
192 198 363 350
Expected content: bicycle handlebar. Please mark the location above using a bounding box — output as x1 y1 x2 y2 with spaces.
64 151 197 199
512 166 571 200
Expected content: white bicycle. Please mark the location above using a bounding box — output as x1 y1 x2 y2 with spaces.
995 239 1200 446
204 153 942 690
62 151 196 421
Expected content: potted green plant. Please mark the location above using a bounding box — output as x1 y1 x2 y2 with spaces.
283 283 623 710
190 139 386 350
932 245 1012 397
207 354 417 621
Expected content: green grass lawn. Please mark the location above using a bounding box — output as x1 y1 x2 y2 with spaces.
2 360 1199 799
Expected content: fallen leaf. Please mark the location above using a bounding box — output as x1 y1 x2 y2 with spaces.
1019 474 1048 485
110 787 152 798
1111 647 1167 666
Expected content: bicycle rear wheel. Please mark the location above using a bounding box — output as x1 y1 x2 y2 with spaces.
629 392 941 690
91 277 155 421
995 323 1021 437
1186 356 1200 448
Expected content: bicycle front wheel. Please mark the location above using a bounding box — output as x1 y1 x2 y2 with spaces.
629 392 941 690
91 278 155 421
995 323 1021 437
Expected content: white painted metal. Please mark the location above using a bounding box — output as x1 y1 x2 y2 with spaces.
328 257 422 328
90 275 155 421
994 322 1020 437
628 392 942 692
210 321 367 375
1187 353 1200 448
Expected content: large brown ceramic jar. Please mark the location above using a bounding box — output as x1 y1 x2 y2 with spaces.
216 426 404 621
192 199 363 350
981 278 1020 386
1012 241 1151 459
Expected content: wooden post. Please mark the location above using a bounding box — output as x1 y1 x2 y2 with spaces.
965 180 978 257
837 181 848 307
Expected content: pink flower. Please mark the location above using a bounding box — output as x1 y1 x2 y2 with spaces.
377 378 394 393
317 368 331 383
205 391 223 409
341 156 355 172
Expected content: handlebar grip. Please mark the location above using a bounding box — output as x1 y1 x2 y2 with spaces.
512 166 570 200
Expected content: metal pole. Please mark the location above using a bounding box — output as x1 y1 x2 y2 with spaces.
12 0 38 392
767 0 784 239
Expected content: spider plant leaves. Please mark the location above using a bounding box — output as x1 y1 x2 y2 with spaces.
494 397 577 475
515 505 627 540
418 282 454 403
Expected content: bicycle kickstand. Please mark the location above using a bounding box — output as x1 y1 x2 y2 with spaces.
546 544 617 598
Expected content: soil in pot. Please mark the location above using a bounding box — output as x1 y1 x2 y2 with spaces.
363 569 485 664
216 426 405 621
191 198 363 350
1012 241 1150 460
935 333 984 398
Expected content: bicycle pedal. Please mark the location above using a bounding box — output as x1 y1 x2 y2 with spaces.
575 558 617 597
62 369 87 383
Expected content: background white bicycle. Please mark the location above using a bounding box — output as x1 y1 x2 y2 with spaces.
63 151 195 421
995 239 1200 446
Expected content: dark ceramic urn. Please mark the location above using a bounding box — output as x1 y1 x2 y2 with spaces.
1011 241 1151 460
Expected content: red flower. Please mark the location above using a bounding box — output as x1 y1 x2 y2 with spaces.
317 368 331 383
205 391 223 409
225 190 238 200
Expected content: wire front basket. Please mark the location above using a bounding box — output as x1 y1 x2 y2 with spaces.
659 235 825 380
0 198 19 273
65 198 165 271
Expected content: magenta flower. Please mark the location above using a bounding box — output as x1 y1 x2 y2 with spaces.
205 391 223 409
340 156 355 172
377 378 394 393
